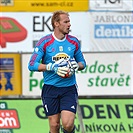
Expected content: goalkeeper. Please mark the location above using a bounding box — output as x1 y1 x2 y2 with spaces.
28 10 86 133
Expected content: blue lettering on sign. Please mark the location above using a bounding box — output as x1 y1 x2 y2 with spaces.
95 24 133 38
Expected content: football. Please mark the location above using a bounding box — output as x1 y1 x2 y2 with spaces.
57 58 74 78
63 69 71 78
62 59 74 78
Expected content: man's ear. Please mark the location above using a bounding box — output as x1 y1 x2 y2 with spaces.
54 21 59 27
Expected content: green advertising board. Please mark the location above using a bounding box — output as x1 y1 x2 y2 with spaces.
0 98 132 133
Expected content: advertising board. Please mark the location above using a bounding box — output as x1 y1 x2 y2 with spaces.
1 12 132 52
90 0 133 11
0 98 132 133
22 52 132 96
0 0 89 12
88 11 133 51
0 12 90 52
0 53 22 96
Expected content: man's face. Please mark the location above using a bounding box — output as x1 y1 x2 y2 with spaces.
58 14 71 35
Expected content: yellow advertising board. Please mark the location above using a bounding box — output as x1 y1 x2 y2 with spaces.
0 0 89 12
0 53 22 96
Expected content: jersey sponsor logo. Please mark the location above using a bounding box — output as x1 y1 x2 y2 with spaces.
52 53 70 62
95 24 133 38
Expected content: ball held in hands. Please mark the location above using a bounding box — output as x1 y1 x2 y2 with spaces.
46 58 77 78
60 58 75 78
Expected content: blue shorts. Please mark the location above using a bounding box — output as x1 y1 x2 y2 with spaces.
41 84 78 116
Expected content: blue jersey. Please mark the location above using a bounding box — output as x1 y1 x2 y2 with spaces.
28 33 86 87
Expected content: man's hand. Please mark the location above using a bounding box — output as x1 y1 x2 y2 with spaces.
69 58 79 71
68 68 75 77
55 67 69 77
46 58 69 77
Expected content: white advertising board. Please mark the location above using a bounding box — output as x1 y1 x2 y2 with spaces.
88 11 133 51
22 54 43 96
77 52 132 96
0 12 90 52
1 12 132 52
90 0 133 11
22 53 132 96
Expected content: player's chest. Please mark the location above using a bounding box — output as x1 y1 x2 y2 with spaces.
46 43 75 57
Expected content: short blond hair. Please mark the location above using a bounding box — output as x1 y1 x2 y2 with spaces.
51 10 69 29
